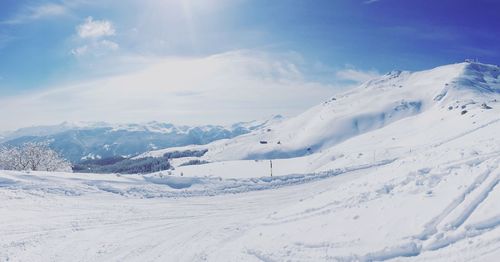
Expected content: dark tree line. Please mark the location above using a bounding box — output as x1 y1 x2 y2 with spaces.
73 156 171 174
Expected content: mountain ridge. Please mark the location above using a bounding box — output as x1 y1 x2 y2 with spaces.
0 116 285 162
140 62 500 165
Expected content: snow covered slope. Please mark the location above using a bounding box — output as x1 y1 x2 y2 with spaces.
1 62 499 261
1 113 499 261
142 62 500 165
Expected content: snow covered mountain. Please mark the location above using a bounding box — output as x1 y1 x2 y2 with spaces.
0 117 284 163
142 62 500 167
1 62 500 261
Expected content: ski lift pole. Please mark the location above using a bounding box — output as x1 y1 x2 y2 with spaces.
270 159 273 177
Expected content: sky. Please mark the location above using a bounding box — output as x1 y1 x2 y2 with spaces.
0 0 499 131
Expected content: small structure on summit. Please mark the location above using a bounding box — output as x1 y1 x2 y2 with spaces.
465 58 479 63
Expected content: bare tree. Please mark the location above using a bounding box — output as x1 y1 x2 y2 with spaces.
0 142 72 172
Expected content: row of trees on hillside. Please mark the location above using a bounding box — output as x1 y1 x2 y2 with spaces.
73 156 171 174
0 142 72 172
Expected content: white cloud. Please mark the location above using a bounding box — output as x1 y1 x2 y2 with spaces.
336 68 381 83
77 17 116 38
364 0 381 4
72 17 118 57
0 51 339 131
2 3 68 24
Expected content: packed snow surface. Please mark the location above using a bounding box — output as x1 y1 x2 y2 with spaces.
1 62 500 261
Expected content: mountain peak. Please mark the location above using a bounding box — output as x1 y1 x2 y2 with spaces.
156 62 500 162
457 62 500 93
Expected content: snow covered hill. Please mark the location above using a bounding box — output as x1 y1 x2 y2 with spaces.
1 62 499 261
0 117 283 163
1 114 499 260
142 62 500 168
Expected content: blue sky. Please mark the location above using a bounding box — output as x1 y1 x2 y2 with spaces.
0 0 499 130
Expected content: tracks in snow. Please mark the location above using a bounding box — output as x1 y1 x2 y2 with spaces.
348 157 500 261
422 165 500 252
415 165 494 241
431 118 500 148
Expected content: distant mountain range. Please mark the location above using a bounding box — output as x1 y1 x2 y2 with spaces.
0 117 284 163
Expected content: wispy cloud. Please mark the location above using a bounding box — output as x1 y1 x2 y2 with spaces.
0 50 338 130
71 17 119 57
336 68 381 83
77 16 115 38
364 0 381 4
2 3 69 24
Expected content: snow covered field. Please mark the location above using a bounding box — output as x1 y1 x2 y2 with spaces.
1 144 499 261
1 62 500 261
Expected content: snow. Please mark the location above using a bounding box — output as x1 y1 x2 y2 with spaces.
1 62 500 261
141 62 499 163
1 143 499 261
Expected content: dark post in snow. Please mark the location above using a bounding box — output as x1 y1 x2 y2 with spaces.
270 160 273 177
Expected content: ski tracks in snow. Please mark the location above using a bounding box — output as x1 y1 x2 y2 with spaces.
345 157 500 261
422 166 500 252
